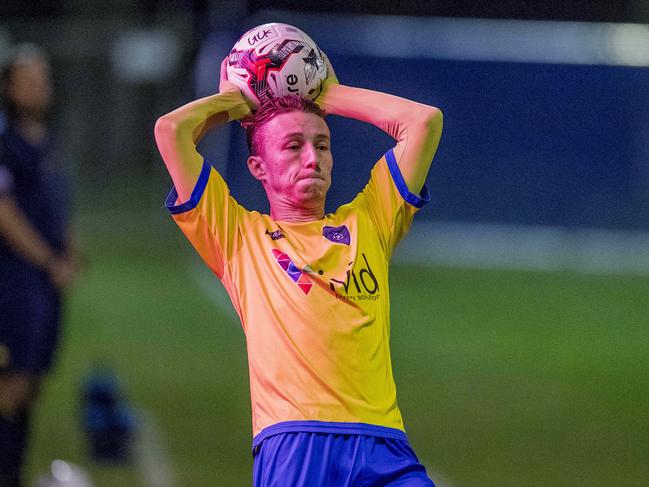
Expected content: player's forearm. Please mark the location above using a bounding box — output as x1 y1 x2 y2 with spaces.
0 196 59 270
320 84 440 140
320 84 442 194
159 90 251 142
154 90 251 200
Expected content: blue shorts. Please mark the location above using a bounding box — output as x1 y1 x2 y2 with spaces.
0 269 62 374
253 430 435 487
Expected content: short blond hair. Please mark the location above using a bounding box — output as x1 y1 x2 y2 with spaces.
240 95 325 156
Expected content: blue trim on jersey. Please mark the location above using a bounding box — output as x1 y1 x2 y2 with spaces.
165 159 211 215
252 420 408 449
385 149 431 208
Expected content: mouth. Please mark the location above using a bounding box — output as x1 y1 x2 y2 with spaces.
297 175 325 182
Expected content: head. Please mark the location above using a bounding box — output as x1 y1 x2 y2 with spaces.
1 43 52 124
241 96 332 216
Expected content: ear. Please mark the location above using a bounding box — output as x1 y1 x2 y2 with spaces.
247 155 266 182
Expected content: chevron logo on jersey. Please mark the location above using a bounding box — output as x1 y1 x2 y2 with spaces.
271 248 313 294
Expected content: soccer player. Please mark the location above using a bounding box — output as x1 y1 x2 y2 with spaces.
0 45 79 487
154 55 443 486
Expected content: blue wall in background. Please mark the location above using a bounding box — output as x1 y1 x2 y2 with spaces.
223 55 649 231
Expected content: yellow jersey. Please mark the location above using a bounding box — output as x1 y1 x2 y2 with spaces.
166 148 429 445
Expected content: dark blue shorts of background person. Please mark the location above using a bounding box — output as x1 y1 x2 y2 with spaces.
0 265 62 374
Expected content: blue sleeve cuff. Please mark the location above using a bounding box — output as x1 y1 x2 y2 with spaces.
384 149 430 209
165 160 212 215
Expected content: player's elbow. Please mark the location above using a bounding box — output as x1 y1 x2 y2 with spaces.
422 107 443 133
154 115 179 143
408 106 442 142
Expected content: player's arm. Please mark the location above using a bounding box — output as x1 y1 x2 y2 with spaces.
154 58 252 201
317 63 442 195
0 194 75 287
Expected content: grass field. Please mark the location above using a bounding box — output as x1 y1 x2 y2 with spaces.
25 204 649 487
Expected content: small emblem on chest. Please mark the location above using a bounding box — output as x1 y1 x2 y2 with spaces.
323 225 351 245
265 228 285 240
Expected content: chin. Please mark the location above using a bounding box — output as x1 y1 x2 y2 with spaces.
296 189 328 208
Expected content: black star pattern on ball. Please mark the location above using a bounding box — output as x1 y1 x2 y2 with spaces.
302 48 324 85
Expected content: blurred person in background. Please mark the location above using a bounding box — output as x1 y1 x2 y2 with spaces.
0 44 80 487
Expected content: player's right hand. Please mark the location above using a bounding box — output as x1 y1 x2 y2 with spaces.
219 56 240 94
219 57 254 118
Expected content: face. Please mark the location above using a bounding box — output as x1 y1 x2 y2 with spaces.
6 56 52 119
249 111 333 209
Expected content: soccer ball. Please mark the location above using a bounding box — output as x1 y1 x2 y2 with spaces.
227 23 327 108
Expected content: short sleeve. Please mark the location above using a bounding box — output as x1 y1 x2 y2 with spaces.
356 148 430 252
0 164 14 196
165 159 246 278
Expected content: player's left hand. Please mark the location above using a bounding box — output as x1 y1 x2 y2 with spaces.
219 57 240 94
315 51 339 112
322 51 338 86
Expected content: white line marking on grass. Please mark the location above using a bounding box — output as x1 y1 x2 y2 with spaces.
395 222 649 275
133 409 177 487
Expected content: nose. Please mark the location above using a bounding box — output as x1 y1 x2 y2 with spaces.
303 144 319 170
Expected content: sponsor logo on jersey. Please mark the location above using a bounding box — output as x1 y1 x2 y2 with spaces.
265 228 285 240
269 245 381 301
329 253 380 301
271 248 313 294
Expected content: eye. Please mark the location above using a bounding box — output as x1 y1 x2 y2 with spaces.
285 143 301 151
317 144 329 151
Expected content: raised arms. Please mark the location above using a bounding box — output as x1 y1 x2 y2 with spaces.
317 67 442 195
155 56 441 200
154 59 252 201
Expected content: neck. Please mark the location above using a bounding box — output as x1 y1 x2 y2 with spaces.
270 200 325 222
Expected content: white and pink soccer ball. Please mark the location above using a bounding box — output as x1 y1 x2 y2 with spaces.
226 23 328 108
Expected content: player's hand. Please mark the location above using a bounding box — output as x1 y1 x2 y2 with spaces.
46 255 80 291
321 51 338 86
219 56 240 94
315 51 339 112
219 56 254 119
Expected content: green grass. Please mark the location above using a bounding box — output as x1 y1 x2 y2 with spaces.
391 266 649 487
26 205 649 486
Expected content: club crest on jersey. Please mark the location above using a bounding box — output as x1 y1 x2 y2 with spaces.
323 225 350 245
271 248 313 294
265 228 285 240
